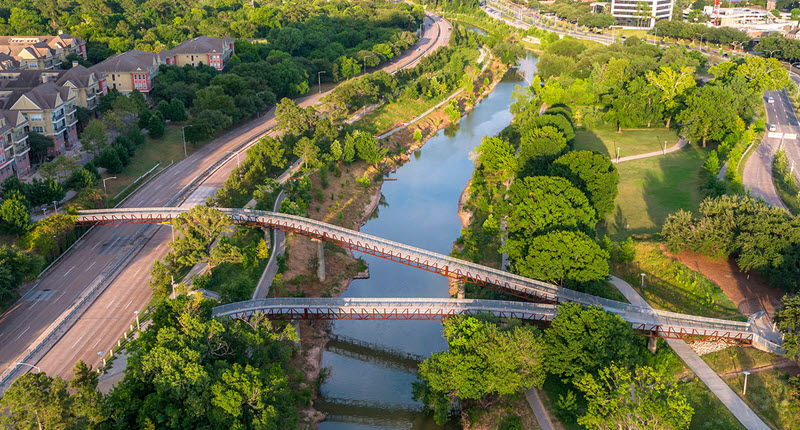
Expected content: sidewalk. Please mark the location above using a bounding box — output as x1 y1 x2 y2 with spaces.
612 138 687 164
609 275 770 430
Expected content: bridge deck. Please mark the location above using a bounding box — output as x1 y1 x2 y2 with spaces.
79 208 762 345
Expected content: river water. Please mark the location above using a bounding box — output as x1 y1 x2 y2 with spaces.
317 53 538 429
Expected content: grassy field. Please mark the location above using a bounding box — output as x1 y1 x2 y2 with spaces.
614 242 742 319
573 128 679 159
359 96 446 135
703 347 800 429
102 124 196 198
601 144 707 239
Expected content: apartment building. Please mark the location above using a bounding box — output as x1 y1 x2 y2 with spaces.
56 65 107 110
611 0 674 28
0 82 78 157
0 32 87 71
0 64 106 110
0 110 30 180
164 35 235 71
90 50 162 94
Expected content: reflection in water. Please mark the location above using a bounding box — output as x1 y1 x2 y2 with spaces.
466 26 487 36
444 122 460 137
317 54 538 430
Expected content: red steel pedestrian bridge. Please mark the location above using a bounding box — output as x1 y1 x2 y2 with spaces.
77 208 782 349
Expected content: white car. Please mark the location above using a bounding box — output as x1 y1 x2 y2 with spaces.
768 124 777 131
768 96 775 104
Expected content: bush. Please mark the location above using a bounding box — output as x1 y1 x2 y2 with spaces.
65 168 97 191
0 196 31 234
138 108 153 129
147 112 166 139
96 146 123 174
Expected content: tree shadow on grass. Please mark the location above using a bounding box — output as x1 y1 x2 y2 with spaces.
574 129 611 158
639 146 705 236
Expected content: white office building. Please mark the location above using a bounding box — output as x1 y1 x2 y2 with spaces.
611 0 674 29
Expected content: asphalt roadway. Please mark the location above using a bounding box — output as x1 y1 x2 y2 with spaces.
742 85 800 209
0 13 451 384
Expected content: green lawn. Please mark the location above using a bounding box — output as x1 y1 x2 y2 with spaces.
574 128 680 159
359 96 444 135
601 145 707 239
702 347 800 429
103 124 196 198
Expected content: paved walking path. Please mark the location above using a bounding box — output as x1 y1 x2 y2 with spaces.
251 190 288 300
609 275 770 430
612 138 687 164
250 158 302 300
524 388 554 430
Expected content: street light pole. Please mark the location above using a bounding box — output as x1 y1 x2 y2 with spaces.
742 370 751 395
52 200 58 213
182 124 193 158
317 71 326 94
102 176 117 208
13 362 41 372
134 310 141 331
767 49 781 58
699 32 708 47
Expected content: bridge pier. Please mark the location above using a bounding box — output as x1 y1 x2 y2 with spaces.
313 239 326 281
648 336 658 354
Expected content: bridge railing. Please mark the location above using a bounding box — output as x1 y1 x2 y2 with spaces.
80 208 752 334
211 297 560 317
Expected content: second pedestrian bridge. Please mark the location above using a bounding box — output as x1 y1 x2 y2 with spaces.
77 208 780 349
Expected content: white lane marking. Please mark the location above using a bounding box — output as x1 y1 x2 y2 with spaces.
14 326 29 341
133 267 142 277
105 298 116 309
57 290 67 301
92 241 101 250
64 266 75 277
125 300 133 309
72 332 86 349
92 337 102 349
85 261 96 272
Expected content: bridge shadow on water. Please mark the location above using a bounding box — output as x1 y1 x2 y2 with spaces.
324 333 424 375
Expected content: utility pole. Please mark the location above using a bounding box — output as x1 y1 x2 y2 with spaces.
182 124 193 158
317 71 326 94
102 176 117 208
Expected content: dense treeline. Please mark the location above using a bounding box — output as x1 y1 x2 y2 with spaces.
0 0 423 64
466 103 619 295
755 33 800 64
415 308 694 428
652 20 751 46
663 194 800 293
0 296 306 429
542 0 617 28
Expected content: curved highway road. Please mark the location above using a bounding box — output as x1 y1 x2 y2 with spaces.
0 13 452 387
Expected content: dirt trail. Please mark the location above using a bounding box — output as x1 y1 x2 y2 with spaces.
665 246 784 315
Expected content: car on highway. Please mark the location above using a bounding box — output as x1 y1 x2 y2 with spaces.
768 124 777 131
768 96 775 104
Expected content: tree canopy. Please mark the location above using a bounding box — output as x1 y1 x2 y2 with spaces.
551 151 619 218
543 303 639 381
414 315 546 425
